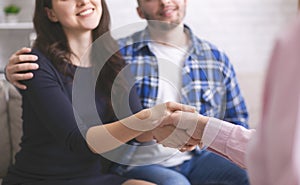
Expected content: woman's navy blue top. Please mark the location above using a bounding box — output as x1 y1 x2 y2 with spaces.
2 49 142 185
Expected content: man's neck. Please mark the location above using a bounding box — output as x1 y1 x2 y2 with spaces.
147 23 188 48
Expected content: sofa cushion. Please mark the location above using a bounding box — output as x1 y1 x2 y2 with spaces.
0 81 11 178
7 82 22 163
0 81 23 179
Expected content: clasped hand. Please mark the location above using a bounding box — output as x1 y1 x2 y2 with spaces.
152 110 209 152
120 102 208 152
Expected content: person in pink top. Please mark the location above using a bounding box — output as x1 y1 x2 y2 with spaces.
157 14 300 185
246 14 300 185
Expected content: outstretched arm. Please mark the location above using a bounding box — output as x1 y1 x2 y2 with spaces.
202 118 254 168
158 111 254 168
86 102 196 154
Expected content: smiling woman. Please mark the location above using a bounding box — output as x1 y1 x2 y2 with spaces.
0 0 165 185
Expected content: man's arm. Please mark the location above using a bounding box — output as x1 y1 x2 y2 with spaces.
5 47 39 89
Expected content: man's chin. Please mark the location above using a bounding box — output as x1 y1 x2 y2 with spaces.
148 20 180 31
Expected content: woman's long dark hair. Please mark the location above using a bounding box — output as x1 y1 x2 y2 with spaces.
33 0 127 121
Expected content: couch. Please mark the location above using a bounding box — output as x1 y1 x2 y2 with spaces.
0 80 22 184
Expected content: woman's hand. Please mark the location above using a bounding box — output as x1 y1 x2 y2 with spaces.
120 102 196 132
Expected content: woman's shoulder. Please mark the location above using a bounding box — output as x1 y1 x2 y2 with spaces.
28 48 63 81
30 48 49 63
30 48 56 71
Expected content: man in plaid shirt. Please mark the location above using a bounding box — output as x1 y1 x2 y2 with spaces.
111 0 249 185
118 25 248 127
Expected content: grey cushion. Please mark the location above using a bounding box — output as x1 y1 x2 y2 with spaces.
0 80 22 179
7 83 22 163
0 81 11 178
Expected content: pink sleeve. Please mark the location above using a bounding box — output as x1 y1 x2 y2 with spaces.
202 118 254 168
246 15 300 185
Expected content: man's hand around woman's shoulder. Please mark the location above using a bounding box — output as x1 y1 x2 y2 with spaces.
5 47 39 90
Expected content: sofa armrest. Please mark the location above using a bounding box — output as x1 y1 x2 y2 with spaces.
0 80 22 178
7 82 22 163
0 80 11 178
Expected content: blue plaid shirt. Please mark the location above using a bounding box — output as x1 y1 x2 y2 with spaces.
118 25 248 128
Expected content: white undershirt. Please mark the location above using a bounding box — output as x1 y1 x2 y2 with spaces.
150 42 185 104
149 42 192 167
128 42 193 167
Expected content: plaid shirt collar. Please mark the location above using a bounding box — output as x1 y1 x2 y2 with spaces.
130 24 202 56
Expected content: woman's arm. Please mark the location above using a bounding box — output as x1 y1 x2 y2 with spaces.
87 102 196 154
86 108 150 153
135 131 153 142
23 50 195 155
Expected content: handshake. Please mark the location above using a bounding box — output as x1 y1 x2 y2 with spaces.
122 102 210 152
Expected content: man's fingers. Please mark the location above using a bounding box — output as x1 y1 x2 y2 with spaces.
15 47 32 56
13 82 27 90
8 73 34 90
9 48 38 65
6 63 38 84
5 47 38 90
12 73 34 81
8 63 39 74
10 54 38 65
17 55 38 63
